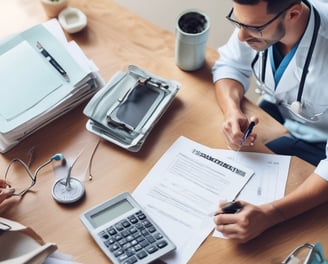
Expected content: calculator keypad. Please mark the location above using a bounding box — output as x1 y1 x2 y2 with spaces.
98 210 169 263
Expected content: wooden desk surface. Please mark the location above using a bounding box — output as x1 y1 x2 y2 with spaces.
1 0 327 263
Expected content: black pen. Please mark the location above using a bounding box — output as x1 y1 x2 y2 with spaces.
240 121 255 147
36 41 70 82
221 201 242 214
213 201 242 216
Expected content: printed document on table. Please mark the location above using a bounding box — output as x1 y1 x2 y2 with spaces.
212 149 290 238
133 136 254 264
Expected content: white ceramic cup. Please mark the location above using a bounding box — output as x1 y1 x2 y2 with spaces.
175 10 210 71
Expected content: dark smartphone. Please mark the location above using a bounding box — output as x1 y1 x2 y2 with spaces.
115 83 160 129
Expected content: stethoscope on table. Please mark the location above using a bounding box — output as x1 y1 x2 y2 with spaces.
4 152 85 204
251 4 326 123
5 141 100 204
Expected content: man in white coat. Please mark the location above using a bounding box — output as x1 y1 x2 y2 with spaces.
212 0 328 243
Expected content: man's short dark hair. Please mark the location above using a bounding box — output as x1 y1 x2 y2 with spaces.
232 0 302 14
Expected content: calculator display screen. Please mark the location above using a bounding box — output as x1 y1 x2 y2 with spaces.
90 199 134 228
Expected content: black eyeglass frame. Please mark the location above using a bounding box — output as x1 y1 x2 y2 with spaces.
226 3 297 36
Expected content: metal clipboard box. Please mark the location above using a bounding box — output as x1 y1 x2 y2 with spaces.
83 65 180 152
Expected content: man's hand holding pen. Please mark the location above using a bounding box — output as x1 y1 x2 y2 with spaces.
213 200 275 243
239 120 256 149
238 117 258 150
222 113 259 150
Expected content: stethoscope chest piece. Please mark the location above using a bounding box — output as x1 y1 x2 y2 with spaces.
52 177 85 204
290 101 302 114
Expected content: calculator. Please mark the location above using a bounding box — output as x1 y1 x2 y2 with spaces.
80 192 176 264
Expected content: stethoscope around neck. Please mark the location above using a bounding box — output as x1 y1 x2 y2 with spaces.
251 5 325 123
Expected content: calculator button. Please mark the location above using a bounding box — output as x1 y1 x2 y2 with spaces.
136 211 146 220
121 220 131 228
136 250 148 259
146 245 158 254
104 238 115 247
131 239 138 246
98 231 109 240
114 234 123 241
157 240 168 248
145 235 155 243
107 228 117 236
133 231 142 239
118 238 127 246
125 248 135 257
122 242 132 251
139 240 149 248
115 223 124 231
136 236 144 243
114 248 124 257
147 225 156 233
134 244 143 252
109 243 119 251
126 235 134 242
141 229 149 236
121 230 130 237
117 253 129 262
128 216 138 224
142 220 151 227
123 256 138 264
154 232 163 240
129 226 138 234
118 249 135 262
135 222 144 230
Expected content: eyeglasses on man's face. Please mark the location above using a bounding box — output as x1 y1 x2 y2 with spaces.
226 4 295 36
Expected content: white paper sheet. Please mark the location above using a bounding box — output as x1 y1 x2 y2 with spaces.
133 136 254 264
0 40 63 120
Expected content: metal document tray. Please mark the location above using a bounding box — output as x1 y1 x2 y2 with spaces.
83 65 180 151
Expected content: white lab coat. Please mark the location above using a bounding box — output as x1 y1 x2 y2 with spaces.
212 0 328 180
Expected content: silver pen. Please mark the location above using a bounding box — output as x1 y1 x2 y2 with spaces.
36 41 70 82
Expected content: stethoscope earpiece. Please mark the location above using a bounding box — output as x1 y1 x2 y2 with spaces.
51 153 65 161
50 153 67 165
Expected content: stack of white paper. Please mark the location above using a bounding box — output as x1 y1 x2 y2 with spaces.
0 19 104 152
